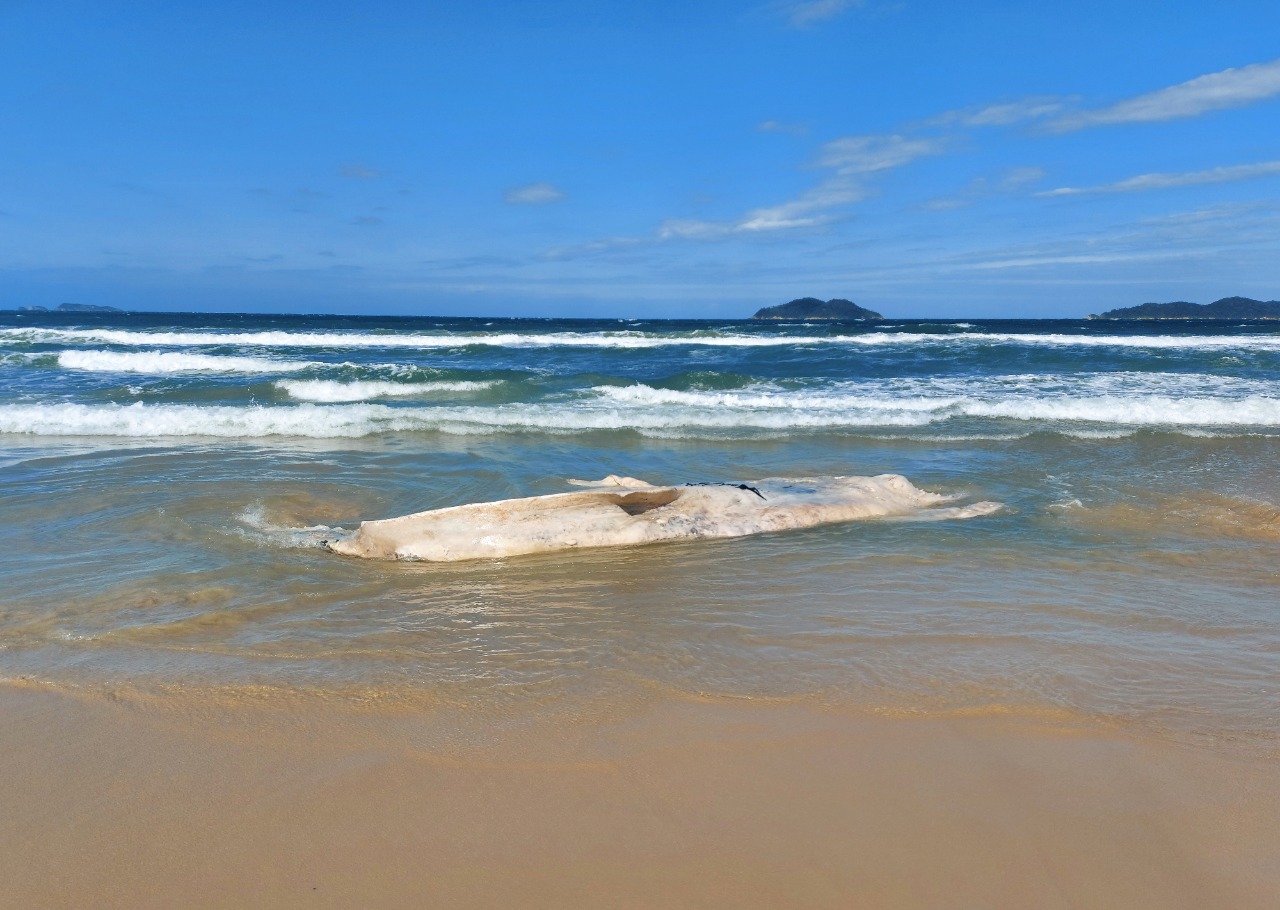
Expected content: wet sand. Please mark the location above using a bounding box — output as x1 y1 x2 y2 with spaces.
3 685 1277 909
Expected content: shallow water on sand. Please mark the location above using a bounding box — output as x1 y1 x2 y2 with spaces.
1 312 1278 744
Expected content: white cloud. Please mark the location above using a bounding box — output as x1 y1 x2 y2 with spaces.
736 182 859 230
656 219 737 240
816 134 944 173
929 98 1064 128
962 99 1064 127
671 134 941 237
957 252 1175 271
548 132 941 258
504 182 565 205
783 0 863 27
1050 58 1280 131
1041 160 1280 196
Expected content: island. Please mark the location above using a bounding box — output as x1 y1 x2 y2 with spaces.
752 297 882 321
13 303 123 313
56 303 123 313
1091 296 1280 320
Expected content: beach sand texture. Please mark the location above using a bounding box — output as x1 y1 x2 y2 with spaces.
4 685 1278 910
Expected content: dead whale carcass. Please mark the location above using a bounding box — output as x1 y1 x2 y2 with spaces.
323 474 1001 562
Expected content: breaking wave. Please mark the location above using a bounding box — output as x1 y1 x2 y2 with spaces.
2 380 1279 441
589 374 1280 427
276 379 501 402
58 350 312 373
6 326 1280 351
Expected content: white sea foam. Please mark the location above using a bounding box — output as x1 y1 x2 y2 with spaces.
6 325 1280 350
593 383 955 412
233 503 349 549
592 373 1280 421
58 350 312 374
0 401 931 438
2 380 1279 442
964 396 1280 425
938 331 1280 350
276 379 500 402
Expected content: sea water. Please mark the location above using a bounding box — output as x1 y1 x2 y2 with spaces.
1 311 1277 741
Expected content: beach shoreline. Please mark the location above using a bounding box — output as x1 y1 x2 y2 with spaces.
4 683 1277 909
4 314 1280 907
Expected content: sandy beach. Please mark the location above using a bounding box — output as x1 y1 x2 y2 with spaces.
5 314 1280 907
4 683 1277 909
7 1 1280 904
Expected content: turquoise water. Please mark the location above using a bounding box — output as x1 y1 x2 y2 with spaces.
1 312 1277 739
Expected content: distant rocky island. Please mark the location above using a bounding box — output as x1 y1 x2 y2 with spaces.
1091 296 1280 320
15 303 123 313
753 297 882 321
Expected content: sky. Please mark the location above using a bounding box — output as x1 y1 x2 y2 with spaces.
2 0 1279 319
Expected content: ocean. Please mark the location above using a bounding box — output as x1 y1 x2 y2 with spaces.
1 310 1277 743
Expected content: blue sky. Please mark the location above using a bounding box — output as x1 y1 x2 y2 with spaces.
2 0 1279 318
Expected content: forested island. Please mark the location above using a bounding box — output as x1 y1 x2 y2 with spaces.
1092 296 1280 320
753 297 882 321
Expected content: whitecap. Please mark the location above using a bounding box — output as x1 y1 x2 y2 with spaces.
2 384 1278 444
58 349 313 374
276 379 500 402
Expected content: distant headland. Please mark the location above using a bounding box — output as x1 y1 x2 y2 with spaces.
1091 296 1280 320
16 303 123 314
752 298 882 321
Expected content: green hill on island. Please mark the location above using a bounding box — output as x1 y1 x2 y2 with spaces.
753 297 882 321
1092 296 1280 320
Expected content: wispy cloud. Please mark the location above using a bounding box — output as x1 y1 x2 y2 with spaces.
504 182 565 205
1049 58 1280 131
758 119 808 136
781 0 863 27
816 134 942 172
338 164 383 180
541 60 1280 268
928 98 1064 128
956 251 1178 271
1041 160 1280 196
924 58 1280 136
925 166 1045 210
725 134 944 230
731 179 866 232
894 200 1280 282
544 235 646 261
549 133 942 257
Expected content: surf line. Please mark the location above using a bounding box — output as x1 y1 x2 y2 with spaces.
321 474 1001 562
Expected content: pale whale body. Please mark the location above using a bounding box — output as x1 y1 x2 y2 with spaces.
325 474 1001 561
